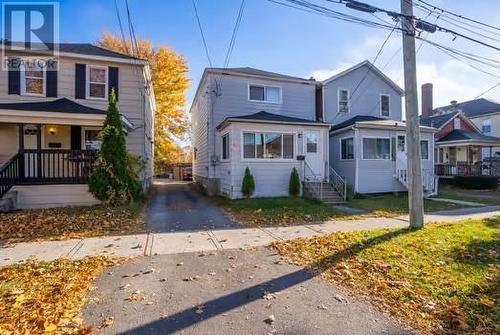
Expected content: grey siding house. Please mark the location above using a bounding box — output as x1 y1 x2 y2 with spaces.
191 68 330 199
324 61 437 195
0 43 155 209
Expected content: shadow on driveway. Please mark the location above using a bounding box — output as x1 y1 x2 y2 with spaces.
145 179 241 232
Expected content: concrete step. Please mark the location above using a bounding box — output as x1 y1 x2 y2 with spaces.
0 190 18 213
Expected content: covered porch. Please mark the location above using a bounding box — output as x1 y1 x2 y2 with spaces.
0 98 111 198
434 130 500 177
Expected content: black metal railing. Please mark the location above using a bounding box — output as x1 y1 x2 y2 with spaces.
435 162 498 177
0 154 21 198
21 149 98 184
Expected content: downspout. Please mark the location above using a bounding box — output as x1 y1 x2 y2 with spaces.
354 127 359 194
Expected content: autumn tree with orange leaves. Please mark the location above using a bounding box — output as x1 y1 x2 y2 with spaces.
97 33 190 172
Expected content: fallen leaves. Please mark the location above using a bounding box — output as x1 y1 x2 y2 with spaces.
272 217 500 334
0 204 145 243
0 257 117 334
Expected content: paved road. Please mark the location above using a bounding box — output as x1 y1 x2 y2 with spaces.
145 180 240 232
83 248 409 335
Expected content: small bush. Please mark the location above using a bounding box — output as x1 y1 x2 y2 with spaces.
241 167 255 198
453 176 497 189
289 167 300 196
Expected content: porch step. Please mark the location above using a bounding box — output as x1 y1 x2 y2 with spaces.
0 190 18 213
303 181 345 204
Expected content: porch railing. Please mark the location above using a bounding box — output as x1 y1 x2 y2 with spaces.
435 162 498 177
0 154 21 198
21 149 98 184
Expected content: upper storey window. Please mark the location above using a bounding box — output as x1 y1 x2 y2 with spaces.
21 62 45 96
248 84 281 103
338 88 349 113
86 65 108 99
380 94 390 117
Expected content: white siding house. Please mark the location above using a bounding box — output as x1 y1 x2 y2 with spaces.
190 68 330 199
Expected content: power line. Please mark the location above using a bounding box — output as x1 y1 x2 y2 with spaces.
113 0 129 54
124 0 139 57
416 0 500 32
223 0 246 69
191 0 213 67
474 82 500 99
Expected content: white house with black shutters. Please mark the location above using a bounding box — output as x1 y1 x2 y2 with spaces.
0 43 154 210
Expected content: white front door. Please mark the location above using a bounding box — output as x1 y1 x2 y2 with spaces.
396 135 407 172
23 124 39 149
304 130 323 180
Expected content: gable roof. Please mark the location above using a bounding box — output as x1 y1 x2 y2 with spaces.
216 111 329 129
435 98 500 118
206 67 315 83
419 111 458 128
437 129 500 144
2 42 146 63
0 98 105 115
322 60 404 95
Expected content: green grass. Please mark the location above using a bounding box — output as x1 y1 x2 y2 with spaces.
436 185 500 206
349 193 469 216
214 197 343 226
274 217 500 334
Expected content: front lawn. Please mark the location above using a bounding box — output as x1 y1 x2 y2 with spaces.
0 203 145 243
215 197 346 226
273 217 499 334
349 193 468 216
216 194 469 226
0 257 117 334
437 184 500 206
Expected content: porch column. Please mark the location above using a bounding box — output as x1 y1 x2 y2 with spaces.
37 124 42 178
18 123 24 180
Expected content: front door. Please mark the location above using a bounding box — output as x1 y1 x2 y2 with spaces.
23 124 39 178
304 130 322 180
396 135 407 172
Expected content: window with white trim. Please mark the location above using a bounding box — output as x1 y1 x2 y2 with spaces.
380 94 390 116
87 65 108 99
454 117 461 130
248 85 281 103
362 138 391 160
482 119 492 134
21 62 45 96
340 137 354 160
84 128 101 150
222 133 230 160
243 132 294 159
420 140 429 160
338 88 349 113
306 132 318 153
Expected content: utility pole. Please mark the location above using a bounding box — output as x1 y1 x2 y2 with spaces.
401 0 424 228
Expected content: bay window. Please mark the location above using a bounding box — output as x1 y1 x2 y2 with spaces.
362 138 391 160
222 133 230 160
420 140 429 160
243 132 294 159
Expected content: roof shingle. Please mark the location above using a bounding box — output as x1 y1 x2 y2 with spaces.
0 98 105 114
434 98 500 118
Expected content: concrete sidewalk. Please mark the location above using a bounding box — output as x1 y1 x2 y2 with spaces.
2 206 499 266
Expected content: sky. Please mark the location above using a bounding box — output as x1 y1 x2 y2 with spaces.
30 0 500 113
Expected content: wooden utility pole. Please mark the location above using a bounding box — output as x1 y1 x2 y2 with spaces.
401 0 424 228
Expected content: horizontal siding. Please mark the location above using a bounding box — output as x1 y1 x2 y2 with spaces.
470 114 500 157
13 184 100 209
225 122 329 199
329 129 356 189
191 77 211 180
0 52 153 181
323 64 403 125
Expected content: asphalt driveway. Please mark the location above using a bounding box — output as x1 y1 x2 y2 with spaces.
145 180 240 232
82 247 409 334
